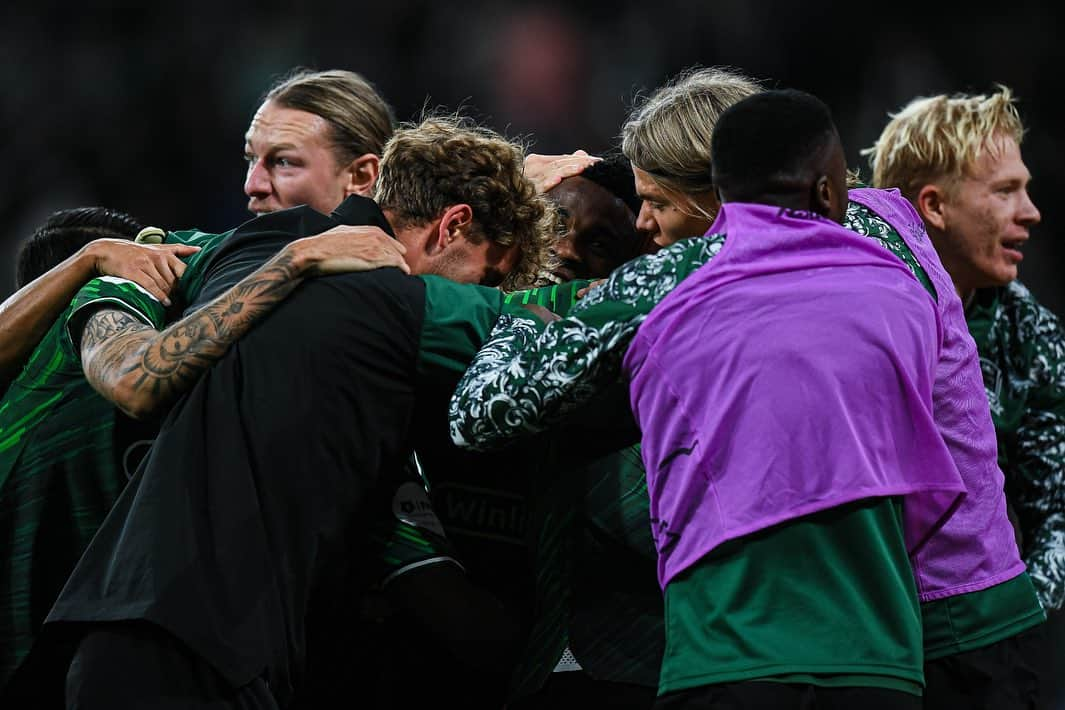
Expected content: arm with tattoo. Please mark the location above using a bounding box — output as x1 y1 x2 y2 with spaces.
79 226 407 419
0 238 198 393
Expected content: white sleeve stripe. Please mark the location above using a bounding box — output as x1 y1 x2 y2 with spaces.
97 275 163 304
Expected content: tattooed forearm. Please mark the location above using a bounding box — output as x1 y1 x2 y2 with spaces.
81 251 304 419
82 310 156 406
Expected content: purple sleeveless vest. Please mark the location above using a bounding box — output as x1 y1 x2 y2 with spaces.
624 202 966 589
848 188 1025 601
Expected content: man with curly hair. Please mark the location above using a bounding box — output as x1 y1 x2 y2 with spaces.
35 114 562 709
375 116 556 291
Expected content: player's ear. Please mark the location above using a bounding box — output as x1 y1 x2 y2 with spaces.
435 204 474 250
343 153 380 198
915 183 948 232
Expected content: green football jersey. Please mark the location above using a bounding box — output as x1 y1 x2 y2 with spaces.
0 228 225 687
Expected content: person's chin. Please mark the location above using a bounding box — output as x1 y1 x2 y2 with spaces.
984 264 1018 288
653 234 677 248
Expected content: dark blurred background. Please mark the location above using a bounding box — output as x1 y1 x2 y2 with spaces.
2 0 1064 703
3 1 1063 308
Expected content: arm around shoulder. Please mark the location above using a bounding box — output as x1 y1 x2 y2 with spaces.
78 225 407 419
0 238 198 392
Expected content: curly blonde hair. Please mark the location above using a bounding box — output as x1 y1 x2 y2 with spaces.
375 114 557 291
862 85 1026 200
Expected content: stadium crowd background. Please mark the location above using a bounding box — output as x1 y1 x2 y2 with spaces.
2 0 1064 705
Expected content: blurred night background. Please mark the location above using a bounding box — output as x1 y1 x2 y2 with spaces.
2 0 1064 703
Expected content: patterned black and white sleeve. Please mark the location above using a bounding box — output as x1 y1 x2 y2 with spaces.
1012 290 1065 610
448 236 725 452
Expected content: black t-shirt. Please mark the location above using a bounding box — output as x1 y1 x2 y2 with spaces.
46 198 425 703
186 195 396 312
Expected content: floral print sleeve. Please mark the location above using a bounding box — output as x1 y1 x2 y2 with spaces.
970 281 1065 610
1016 307 1065 610
448 236 726 452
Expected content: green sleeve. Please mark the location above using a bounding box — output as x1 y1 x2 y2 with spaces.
448 236 725 452
502 280 592 318
416 275 507 379
62 228 231 355
65 277 168 354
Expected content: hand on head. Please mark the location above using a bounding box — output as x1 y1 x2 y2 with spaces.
524 150 601 193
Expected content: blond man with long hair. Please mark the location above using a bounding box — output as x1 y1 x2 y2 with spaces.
244 68 395 215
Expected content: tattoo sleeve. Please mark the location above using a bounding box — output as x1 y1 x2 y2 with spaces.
81 251 302 418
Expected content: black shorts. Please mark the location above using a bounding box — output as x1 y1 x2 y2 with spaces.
654 681 921 710
923 622 1045 710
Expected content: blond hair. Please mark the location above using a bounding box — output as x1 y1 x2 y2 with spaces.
375 115 557 291
621 66 763 215
263 68 396 166
863 85 1026 200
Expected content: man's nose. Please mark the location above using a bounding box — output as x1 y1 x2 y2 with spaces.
636 202 658 235
244 160 271 198
1018 190 1041 228
553 234 580 263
